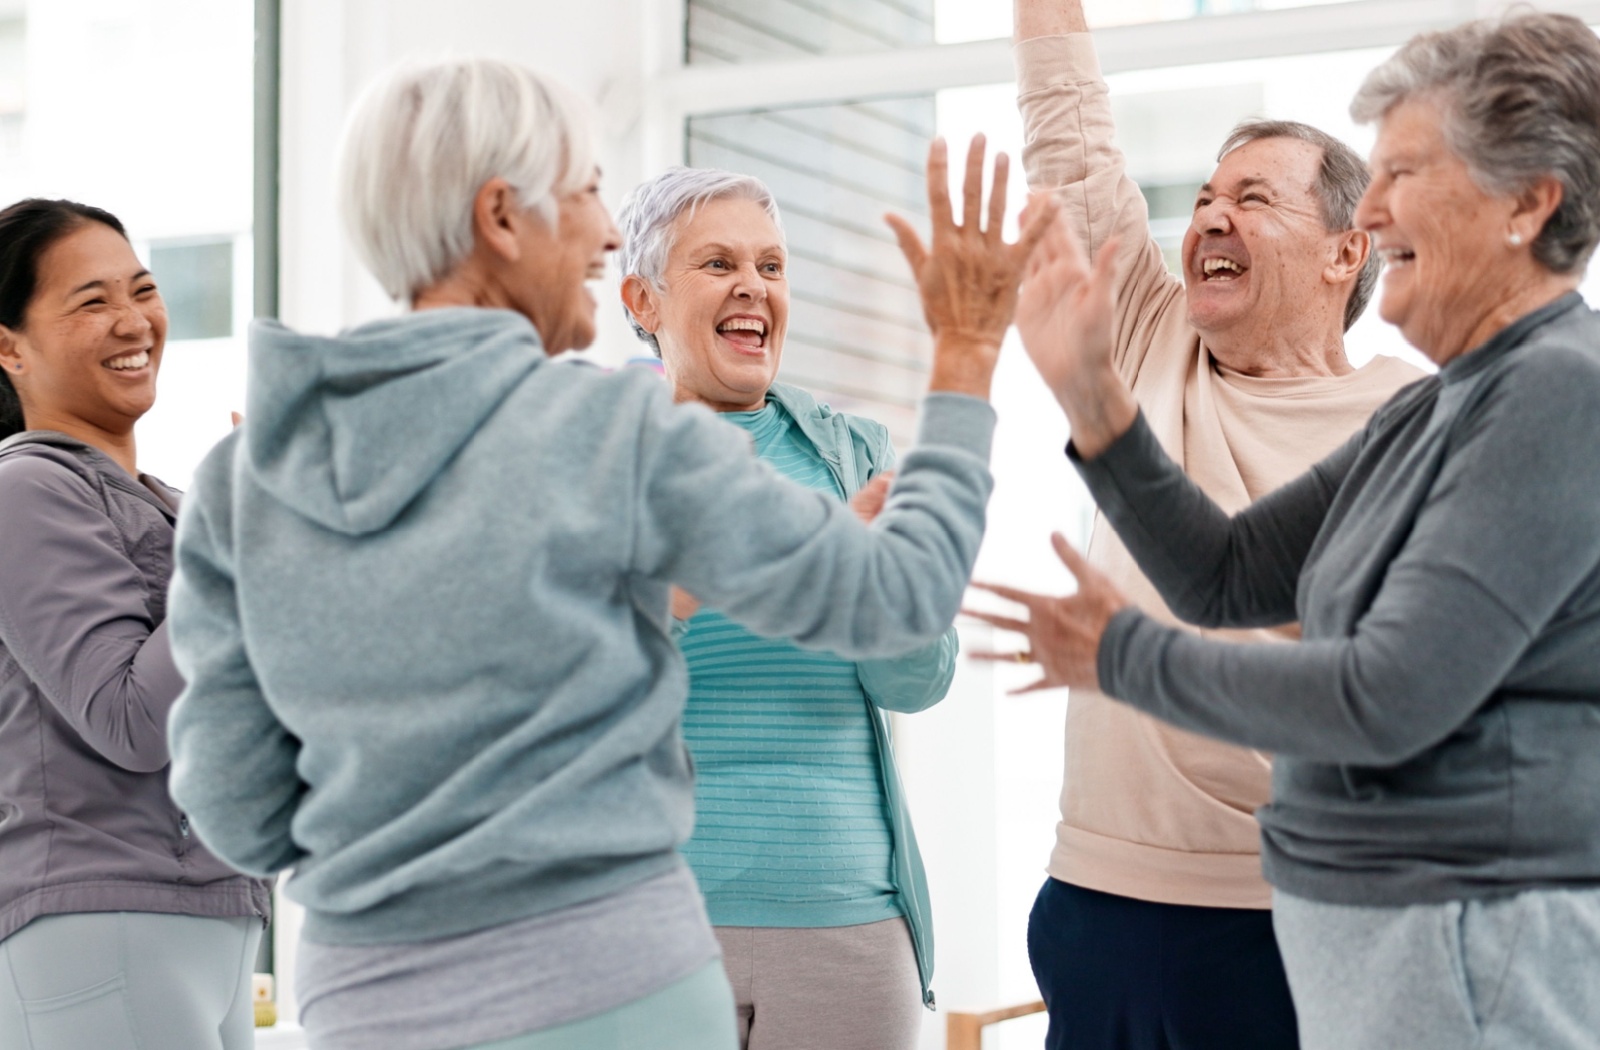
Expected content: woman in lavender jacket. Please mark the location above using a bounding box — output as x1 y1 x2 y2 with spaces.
0 198 270 1050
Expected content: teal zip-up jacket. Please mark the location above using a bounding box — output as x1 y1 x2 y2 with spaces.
761 381 947 1008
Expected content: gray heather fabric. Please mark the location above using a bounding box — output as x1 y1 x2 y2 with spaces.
1076 293 1600 907
717 919 922 1050
0 433 270 944
295 865 719 1050
463 962 736 1050
166 308 993 947
1273 888 1600 1050
0 911 259 1049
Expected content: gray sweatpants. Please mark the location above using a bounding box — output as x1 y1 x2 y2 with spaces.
1273 887 1600 1050
717 918 923 1050
0 911 260 1050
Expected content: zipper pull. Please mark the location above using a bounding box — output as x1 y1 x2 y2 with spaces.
179 815 191 838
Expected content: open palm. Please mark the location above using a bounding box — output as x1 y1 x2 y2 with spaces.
1014 204 1120 404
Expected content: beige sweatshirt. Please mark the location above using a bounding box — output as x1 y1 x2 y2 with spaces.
1016 33 1422 909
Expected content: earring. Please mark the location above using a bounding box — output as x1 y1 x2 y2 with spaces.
1508 232 1524 247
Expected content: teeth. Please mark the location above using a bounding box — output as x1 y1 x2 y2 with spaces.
1377 248 1415 265
106 351 150 371
716 318 766 335
1202 258 1243 276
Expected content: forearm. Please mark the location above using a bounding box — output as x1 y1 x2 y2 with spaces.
1099 566 1530 766
168 681 307 876
75 621 186 772
857 627 958 714
1072 412 1333 628
1058 363 1138 459
1015 0 1087 40
654 395 994 660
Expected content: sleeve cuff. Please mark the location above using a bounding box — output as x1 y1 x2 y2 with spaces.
917 392 998 463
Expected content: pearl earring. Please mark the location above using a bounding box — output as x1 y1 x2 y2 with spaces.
1508 232 1524 247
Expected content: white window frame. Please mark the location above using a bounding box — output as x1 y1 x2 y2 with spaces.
644 0 1600 174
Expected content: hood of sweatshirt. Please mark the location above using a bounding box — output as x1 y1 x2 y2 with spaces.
245 307 546 535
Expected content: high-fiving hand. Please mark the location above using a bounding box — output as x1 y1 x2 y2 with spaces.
1013 203 1137 459
886 136 1058 399
964 532 1132 694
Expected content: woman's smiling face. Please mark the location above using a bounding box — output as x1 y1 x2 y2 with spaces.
2 221 168 436
1354 96 1526 365
631 196 789 413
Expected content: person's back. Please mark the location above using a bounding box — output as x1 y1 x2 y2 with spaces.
168 53 1054 1050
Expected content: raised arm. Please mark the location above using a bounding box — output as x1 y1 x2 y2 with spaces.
1014 0 1178 376
1101 351 1600 765
166 436 308 877
0 458 185 773
1073 409 1357 629
646 138 1049 661
852 444 958 714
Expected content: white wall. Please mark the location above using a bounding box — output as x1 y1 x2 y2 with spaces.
277 0 675 367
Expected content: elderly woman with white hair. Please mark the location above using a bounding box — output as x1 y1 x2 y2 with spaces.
162 54 1051 1050
616 168 953 1050
977 11 1600 1050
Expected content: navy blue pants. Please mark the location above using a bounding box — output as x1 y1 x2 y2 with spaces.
1027 878 1299 1050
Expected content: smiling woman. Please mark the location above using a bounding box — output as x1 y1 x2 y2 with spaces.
617 166 960 1050
0 197 271 1050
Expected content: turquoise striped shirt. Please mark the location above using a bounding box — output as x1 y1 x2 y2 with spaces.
679 403 901 928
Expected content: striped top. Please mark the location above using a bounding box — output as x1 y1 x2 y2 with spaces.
679 402 901 929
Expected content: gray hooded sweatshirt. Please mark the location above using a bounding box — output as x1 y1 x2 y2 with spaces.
166 307 994 946
0 432 271 943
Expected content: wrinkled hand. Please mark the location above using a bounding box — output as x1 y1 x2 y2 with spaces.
963 532 1131 694
885 136 1058 395
670 587 701 621
849 472 894 524
1014 202 1119 398
1013 204 1135 456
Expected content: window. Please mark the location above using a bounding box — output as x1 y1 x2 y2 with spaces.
0 0 255 488
662 6 1600 1046
150 238 237 342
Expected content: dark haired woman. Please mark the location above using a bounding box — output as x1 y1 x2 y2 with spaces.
0 198 270 1050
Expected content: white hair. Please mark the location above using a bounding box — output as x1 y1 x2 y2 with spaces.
615 167 784 352
337 57 598 303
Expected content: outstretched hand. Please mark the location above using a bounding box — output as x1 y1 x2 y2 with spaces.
1013 202 1136 458
886 136 1059 397
964 532 1131 694
1014 200 1119 398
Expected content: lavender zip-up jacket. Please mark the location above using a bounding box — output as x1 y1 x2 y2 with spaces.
0 432 270 943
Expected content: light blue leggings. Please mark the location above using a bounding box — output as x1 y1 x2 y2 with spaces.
0 911 260 1050
466 961 737 1050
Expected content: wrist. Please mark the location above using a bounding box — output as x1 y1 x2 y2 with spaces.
1059 367 1135 459
928 333 1001 400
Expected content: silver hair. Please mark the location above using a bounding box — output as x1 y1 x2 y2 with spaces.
1219 120 1378 333
1350 11 1600 274
337 57 597 303
615 167 785 353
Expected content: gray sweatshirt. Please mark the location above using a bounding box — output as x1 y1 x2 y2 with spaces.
166 307 994 946
0 433 271 943
1076 293 1600 907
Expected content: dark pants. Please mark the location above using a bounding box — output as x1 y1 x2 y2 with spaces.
1027 878 1299 1050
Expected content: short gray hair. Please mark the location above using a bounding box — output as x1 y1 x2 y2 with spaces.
337 57 597 303
1350 11 1600 274
616 167 784 353
1218 120 1378 332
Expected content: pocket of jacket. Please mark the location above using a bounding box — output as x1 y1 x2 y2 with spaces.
21 974 139 1047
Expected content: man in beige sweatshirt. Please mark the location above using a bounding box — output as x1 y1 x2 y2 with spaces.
1012 3 1420 1048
